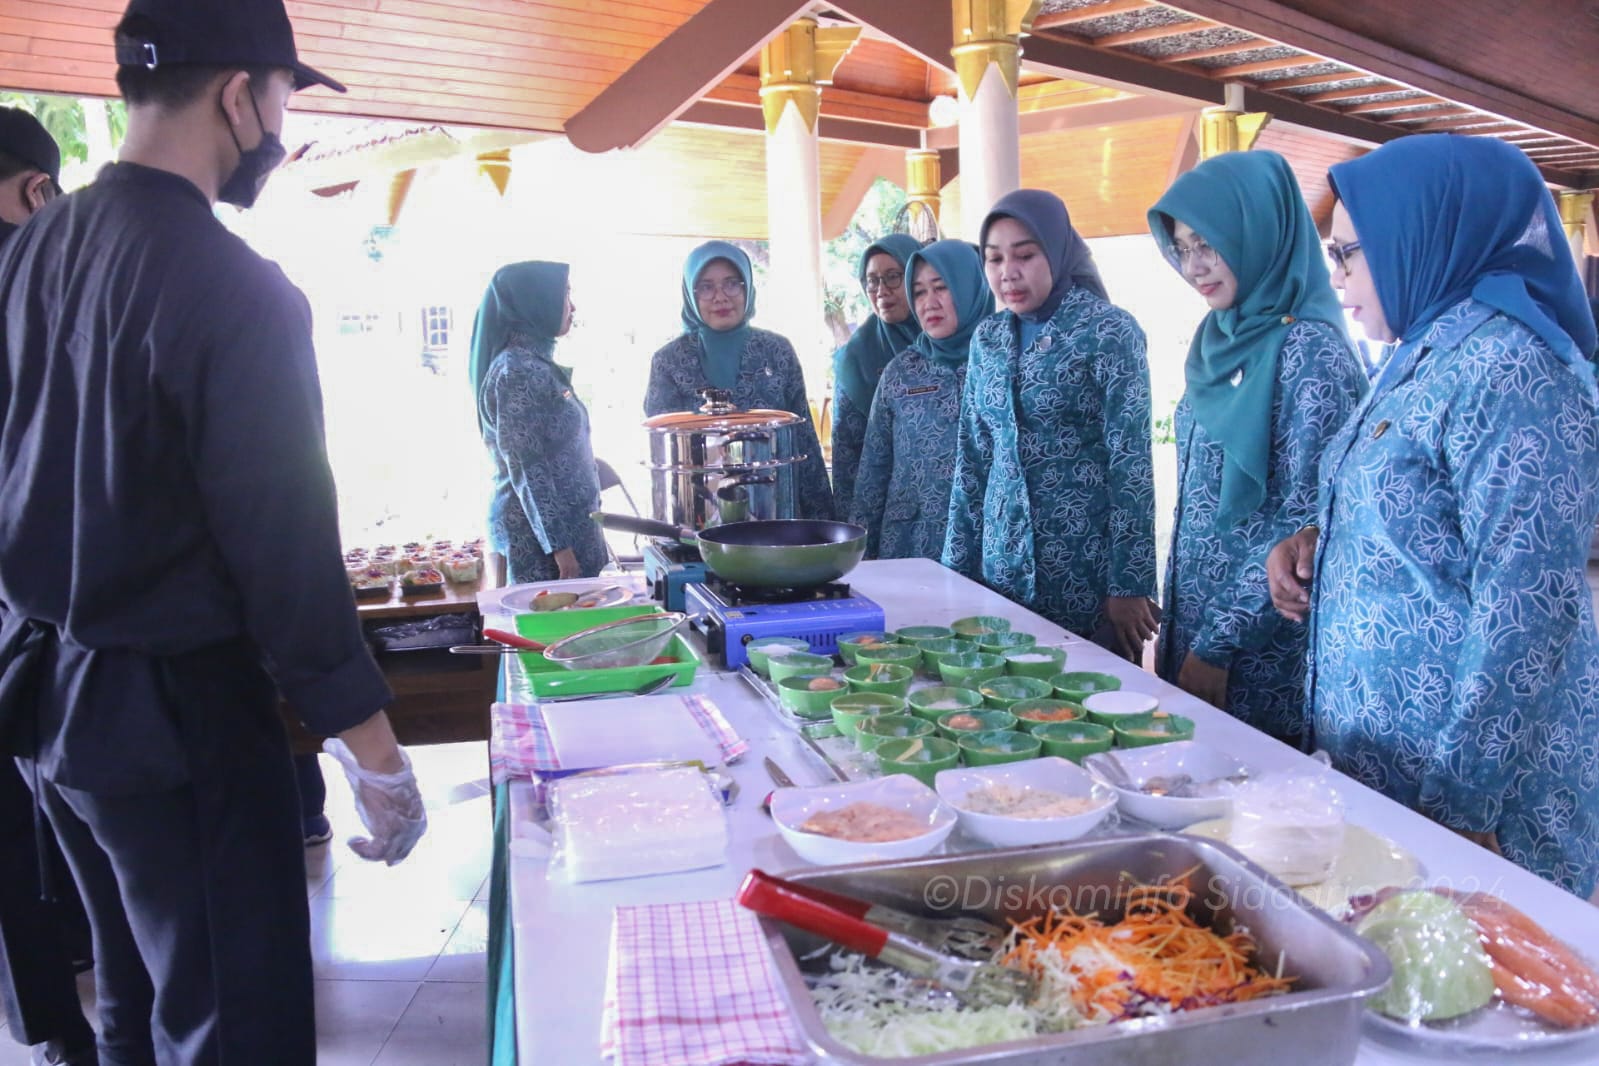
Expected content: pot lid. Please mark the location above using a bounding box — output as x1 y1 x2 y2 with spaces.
643 407 802 432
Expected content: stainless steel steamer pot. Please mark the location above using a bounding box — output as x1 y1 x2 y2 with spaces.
643 391 806 528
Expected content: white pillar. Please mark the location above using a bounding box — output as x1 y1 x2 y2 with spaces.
764 101 828 385
956 61 1022 242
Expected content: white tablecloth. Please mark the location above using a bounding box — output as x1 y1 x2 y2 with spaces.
500 558 1599 1064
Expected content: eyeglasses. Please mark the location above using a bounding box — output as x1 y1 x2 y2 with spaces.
1169 240 1219 269
693 278 747 299
1325 238 1363 273
864 270 904 294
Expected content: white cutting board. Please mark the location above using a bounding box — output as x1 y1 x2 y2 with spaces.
540 695 722 769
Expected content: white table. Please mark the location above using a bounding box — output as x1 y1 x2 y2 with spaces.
498 559 1599 1064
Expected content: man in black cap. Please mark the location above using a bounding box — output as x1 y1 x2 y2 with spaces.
0 1 427 1063
0 104 101 1066
0 106 62 243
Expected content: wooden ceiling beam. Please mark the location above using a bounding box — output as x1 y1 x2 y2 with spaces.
1267 70 1368 89
1387 106 1473 123
1095 19 1216 47
922 92 1199 149
1032 1 1157 31
676 100 923 148
1304 83 1402 104
1340 95 1443 115
1157 0 1599 151
1211 55 1321 78
1016 32 1587 187
1161 39 1268 63
826 0 956 76
563 0 810 152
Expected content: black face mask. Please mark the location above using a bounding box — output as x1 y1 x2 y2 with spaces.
217 85 286 209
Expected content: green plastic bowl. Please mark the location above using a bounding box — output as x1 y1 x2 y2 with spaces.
836 631 895 666
1009 698 1085 733
936 708 1019 740
916 638 975 675
950 615 1012 640
1003 646 1068 679
937 652 1006 689
855 643 923 671
844 661 914 697
1081 689 1160 727
906 685 985 722
894 624 957 647
745 637 810 678
776 674 848 720
958 729 1042 766
830 692 905 739
1033 720 1115 761
769 651 837 686
978 631 1037 655
1113 711 1196 749
1050 670 1123 704
855 713 935 753
874 735 961 787
976 675 1055 710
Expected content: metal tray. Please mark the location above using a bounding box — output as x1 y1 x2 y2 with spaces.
757 833 1390 1065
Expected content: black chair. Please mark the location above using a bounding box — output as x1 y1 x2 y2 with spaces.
595 458 644 566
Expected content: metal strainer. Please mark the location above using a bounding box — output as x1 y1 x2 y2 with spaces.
541 612 688 670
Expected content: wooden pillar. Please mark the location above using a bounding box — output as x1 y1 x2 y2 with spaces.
1557 190 1595 264
904 148 942 242
1198 83 1270 158
951 0 1041 241
760 18 860 386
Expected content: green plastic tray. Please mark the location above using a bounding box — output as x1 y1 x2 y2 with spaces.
512 605 700 698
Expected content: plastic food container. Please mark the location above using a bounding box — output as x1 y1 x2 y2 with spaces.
513 605 700 698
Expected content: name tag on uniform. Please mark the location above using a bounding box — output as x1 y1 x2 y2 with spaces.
904 385 940 397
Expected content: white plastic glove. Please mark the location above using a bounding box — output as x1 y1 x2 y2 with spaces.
323 738 428 865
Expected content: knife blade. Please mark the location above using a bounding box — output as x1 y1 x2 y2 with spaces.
763 757 797 790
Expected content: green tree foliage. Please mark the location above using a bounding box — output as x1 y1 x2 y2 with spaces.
0 92 126 171
821 177 908 348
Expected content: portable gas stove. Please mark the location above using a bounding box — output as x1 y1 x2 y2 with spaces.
643 540 708 611
686 577 885 670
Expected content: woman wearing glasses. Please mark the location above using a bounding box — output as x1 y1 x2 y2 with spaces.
1268 135 1599 895
830 235 922 515
852 239 992 559
472 261 609 582
943 190 1158 657
645 240 835 520
1146 151 1365 746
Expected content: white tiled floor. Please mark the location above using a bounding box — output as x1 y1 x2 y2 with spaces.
0 742 494 1066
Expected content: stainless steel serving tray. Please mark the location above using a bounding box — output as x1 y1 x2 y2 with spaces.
757 833 1390 1065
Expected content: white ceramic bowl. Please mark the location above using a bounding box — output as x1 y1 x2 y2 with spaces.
1081 690 1159 718
769 775 957 865
1082 740 1252 829
933 757 1116 847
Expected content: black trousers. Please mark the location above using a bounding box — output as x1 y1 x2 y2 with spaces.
0 758 94 1049
25 642 316 1066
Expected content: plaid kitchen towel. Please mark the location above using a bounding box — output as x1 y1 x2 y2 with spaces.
600 899 809 1066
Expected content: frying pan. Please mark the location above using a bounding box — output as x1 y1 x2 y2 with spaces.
593 513 865 589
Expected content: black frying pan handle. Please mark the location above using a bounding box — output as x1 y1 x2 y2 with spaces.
590 512 696 544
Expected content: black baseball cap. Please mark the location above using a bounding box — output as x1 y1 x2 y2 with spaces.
114 0 347 94
0 107 61 186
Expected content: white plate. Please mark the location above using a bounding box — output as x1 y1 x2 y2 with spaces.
1185 817 1420 916
540 696 722 770
501 584 634 612
769 776 956 865
934 757 1115 847
1083 741 1251 829
1367 999 1599 1051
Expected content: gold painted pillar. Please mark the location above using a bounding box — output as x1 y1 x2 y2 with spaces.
1558 190 1595 263
760 18 860 389
904 149 942 242
1198 83 1270 158
951 0 1041 241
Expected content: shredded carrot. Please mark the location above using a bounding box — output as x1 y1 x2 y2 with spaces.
1001 875 1296 1024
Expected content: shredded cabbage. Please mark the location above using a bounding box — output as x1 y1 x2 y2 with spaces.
809 952 1042 1057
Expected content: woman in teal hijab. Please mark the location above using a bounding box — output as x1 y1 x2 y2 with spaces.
851 240 992 559
1268 134 1599 895
1147 150 1365 746
830 234 922 514
474 260 608 583
645 240 835 520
